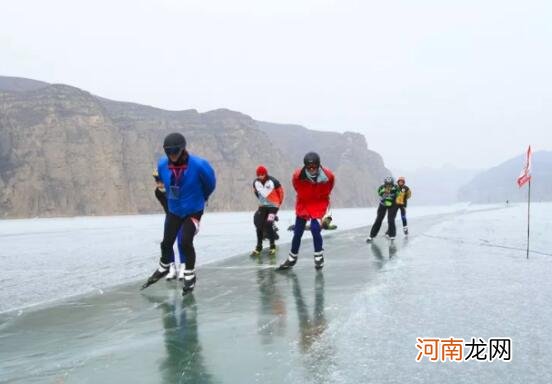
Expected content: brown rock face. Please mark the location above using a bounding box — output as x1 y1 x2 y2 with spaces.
0 77 391 218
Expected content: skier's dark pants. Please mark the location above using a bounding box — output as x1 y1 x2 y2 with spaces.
291 217 323 254
370 205 398 238
160 211 202 269
254 207 278 246
398 205 407 227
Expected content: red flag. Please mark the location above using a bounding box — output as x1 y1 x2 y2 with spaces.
517 145 532 188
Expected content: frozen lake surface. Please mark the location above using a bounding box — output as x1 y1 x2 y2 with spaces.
1 203 551 383
0 204 469 314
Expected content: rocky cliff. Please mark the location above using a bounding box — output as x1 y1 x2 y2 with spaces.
0 76 391 218
257 121 390 207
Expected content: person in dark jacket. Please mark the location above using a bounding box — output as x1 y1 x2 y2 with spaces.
278 152 335 271
366 177 399 242
251 165 284 257
142 132 216 294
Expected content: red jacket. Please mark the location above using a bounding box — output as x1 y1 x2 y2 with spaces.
292 166 335 219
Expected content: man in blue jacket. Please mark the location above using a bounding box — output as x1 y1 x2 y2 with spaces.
142 132 216 294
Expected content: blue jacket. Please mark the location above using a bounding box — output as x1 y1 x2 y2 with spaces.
157 154 216 217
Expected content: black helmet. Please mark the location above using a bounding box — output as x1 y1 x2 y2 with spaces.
163 133 186 156
303 152 321 167
384 176 394 185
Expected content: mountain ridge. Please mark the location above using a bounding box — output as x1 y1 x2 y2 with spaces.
0 76 391 218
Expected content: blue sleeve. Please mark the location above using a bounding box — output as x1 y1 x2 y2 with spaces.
199 159 216 200
157 157 167 186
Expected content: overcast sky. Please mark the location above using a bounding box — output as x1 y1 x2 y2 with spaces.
2 0 551 172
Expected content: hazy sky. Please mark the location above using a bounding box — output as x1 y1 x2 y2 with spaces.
2 0 551 172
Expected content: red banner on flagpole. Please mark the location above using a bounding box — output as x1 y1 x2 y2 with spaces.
517 146 532 188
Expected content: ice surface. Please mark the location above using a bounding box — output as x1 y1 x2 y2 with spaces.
291 203 552 384
1 203 550 383
0 204 469 313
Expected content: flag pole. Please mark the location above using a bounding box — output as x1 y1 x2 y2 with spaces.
526 179 531 259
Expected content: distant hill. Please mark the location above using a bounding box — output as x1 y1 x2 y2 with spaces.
0 76 391 218
0 76 49 92
458 151 552 203
393 165 480 206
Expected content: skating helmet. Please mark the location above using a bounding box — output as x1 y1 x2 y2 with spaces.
384 176 394 185
163 132 186 156
303 152 321 168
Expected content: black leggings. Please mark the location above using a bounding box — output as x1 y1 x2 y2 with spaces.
160 211 202 269
370 205 398 238
254 207 278 246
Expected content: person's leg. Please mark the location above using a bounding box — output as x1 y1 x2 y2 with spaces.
253 209 264 251
265 209 278 249
369 205 387 238
310 219 323 253
279 216 306 270
176 225 186 279
310 219 324 269
166 223 184 280
160 213 184 267
180 217 200 271
177 225 185 263
142 213 184 289
400 206 407 227
291 217 307 255
181 214 201 293
163 215 176 264
387 206 398 238
400 206 408 234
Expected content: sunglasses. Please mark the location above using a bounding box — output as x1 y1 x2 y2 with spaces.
306 165 319 170
164 146 183 156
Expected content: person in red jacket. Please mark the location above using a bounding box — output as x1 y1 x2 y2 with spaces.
278 152 335 270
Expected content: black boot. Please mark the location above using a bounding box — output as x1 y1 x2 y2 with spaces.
278 253 298 270
141 265 169 290
182 270 196 295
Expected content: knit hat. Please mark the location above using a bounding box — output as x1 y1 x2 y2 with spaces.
256 165 268 176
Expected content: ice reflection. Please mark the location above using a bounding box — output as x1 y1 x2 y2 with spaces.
144 294 216 384
256 267 287 345
288 272 327 353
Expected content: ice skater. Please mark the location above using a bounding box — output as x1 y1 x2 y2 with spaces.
278 152 335 270
153 168 186 280
395 176 411 235
250 165 284 257
366 176 399 242
142 132 216 294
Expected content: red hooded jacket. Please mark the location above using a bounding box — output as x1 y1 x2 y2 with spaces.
292 166 335 219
